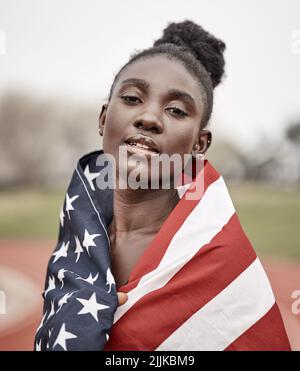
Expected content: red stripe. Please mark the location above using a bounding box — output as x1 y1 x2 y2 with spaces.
225 303 291 351
117 159 220 293
104 213 257 350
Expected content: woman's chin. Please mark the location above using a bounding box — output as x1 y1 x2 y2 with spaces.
116 164 177 190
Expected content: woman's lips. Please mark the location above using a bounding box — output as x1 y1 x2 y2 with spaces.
123 142 160 157
124 134 160 153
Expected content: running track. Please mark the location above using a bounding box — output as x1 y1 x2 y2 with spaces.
0 240 299 351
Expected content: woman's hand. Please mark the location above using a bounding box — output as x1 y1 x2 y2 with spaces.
117 292 128 306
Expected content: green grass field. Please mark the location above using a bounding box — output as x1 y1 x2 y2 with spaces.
0 189 64 239
0 183 299 261
228 183 300 261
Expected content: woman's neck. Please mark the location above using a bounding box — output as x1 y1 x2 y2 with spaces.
108 188 180 238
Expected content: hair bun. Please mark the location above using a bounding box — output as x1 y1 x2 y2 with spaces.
153 20 226 88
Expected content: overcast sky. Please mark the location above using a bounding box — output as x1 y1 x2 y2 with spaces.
0 0 299 150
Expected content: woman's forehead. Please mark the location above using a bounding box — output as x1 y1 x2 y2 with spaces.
116 55 202 98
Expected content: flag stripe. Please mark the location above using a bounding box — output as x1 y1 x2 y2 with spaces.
225 303 291 351
112 176 235 324
120 160 221 292
155 258 275 350
104 213 257 350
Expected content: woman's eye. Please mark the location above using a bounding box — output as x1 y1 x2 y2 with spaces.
121 95 142 104
167 107 188 118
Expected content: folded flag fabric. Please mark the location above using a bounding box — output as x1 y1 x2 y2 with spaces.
34 150 291 351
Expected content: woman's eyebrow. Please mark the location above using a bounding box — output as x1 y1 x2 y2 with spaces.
120 78 149 90
167 89 196 108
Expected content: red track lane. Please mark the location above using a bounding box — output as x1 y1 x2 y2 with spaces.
0 240 299 351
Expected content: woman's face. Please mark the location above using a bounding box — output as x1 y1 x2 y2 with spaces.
99 55 211 187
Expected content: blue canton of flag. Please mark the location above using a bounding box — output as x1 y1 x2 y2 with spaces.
34 151 117 351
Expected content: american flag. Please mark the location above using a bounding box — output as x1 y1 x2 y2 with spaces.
34 150 291 351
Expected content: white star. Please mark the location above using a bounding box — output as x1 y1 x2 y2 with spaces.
59 206 65 227
44 275 55 297
74 235 84 263
57 291 76 313
106 268 115 293
82 229 101 256
65 193 79 219
52 241 70 263
77 292 110 322
35 339 42 351
106 333 109 342
57 268 68 288
84 164 100 191
76 273 99 285
53 323 77 351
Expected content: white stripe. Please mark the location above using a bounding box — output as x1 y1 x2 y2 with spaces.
113 176 235 323
156 258 275 351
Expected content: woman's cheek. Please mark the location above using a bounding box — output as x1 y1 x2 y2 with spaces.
168 131 194 156
102 121 119 156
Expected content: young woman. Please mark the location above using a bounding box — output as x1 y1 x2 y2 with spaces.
34 20 291 351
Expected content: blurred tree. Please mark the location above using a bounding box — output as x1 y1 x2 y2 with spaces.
285 121 300 145
0 91 101 188
244 121 300 185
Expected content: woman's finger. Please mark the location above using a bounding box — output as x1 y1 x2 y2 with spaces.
117 292 128 306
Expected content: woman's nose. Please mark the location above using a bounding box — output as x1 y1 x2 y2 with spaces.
133 108 163 134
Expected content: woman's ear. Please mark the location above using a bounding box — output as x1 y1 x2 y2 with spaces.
197 130 212 154
98 104 108 136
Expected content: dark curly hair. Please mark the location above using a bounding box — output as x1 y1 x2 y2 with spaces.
108 20 226 129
